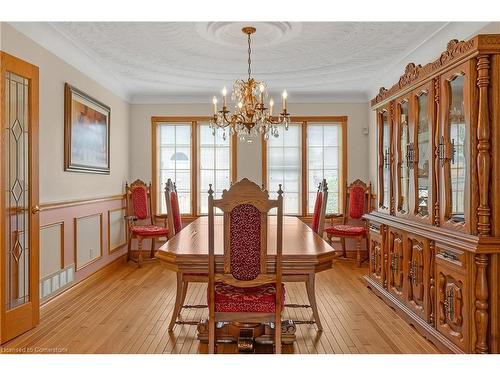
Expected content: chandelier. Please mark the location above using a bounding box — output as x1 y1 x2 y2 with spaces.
209 26 291 142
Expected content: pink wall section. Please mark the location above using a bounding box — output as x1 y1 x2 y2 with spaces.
40 197 127 284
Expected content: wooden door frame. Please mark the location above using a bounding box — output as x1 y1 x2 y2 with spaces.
0 51 40 344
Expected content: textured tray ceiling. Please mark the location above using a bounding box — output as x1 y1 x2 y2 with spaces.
13 22 453 102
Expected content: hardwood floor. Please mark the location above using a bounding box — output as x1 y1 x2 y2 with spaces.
1 258 440 354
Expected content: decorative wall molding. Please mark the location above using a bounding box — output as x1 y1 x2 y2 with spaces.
74 213 103 271
40 194 124 211
108 208 127 254
40 221 64 279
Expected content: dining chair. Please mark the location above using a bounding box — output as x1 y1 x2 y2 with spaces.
165 178 182 236
283 179 327 331
207 178 285 354
324 179 372 266
125 179 169 267
165 178 207 331
311 179 328 235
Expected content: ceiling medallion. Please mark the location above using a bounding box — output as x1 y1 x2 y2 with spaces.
209 26 290 142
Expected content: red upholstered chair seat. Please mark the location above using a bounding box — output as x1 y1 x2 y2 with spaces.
130 225 169 237
211 282 285 313
324 224 366 237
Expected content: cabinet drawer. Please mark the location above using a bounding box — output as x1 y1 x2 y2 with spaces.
435 244 468 271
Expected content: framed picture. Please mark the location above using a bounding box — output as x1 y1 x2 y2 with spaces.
64 83 110 174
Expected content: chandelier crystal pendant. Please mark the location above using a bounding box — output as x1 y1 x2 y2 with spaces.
209 26 291 142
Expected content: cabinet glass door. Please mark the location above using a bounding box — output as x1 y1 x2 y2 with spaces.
415 91 431 218
447 75 466 223
378 108 391 212
397 100 410 215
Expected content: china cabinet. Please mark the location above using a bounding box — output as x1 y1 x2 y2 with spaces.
365 34 500 353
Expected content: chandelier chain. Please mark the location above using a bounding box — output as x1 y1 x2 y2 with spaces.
247 33 252 80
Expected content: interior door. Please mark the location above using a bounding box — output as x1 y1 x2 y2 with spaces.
0 51 39 343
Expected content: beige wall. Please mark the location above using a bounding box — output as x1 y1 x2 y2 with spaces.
0 23 130 203
130 102 370 187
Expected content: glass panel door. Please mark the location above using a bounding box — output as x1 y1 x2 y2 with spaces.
1 52 39 344
397 100 410 215
447 75 466 223
380 109 391 211
5 71 30 310
415 91 431 217
439 62 471 233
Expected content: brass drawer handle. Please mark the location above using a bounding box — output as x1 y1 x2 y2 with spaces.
440 251 459 262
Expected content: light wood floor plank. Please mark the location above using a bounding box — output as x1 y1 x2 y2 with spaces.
0 259 441 354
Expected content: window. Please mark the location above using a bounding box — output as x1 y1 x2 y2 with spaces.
156 122 192 214
266 123 302 215
152 117 236 216
263 117 346 217
307 123 343 215
198 124 231 214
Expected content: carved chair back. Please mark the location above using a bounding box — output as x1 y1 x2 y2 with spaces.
125 179 154 227
342 179 372 225
208 178 283 284
311 179 328 235
165 178 182 236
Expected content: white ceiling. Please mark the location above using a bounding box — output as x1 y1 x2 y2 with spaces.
8 22 485 103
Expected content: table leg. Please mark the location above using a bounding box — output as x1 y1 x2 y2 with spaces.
306 273 323 331
168 273 184 331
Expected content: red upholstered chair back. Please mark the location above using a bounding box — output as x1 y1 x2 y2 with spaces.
311 179 328 234
343 179 372 224
229 203 262 280
208 178 283 282
125 179 153 226
165 178 182 236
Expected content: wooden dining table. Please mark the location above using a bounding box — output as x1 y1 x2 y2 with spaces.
156 215 336 345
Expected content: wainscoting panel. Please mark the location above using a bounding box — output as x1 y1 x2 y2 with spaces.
40 222 64 279
38 195 127 303
108 208 126 254
74 213 103 271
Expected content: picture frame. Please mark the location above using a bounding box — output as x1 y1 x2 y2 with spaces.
64 83 111 174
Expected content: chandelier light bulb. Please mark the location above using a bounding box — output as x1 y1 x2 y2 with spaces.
222 87 227 106
238 102 243 109
259 84 265 93
269 98 274 116
212 96 218 115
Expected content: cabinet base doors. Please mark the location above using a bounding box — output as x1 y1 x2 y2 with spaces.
406 236 430 322
369 229 384 287
388 230 405 300
436 264 469 351
0 52 39 344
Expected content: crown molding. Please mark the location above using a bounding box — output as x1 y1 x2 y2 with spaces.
130 91 369 105
8 22 131 102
